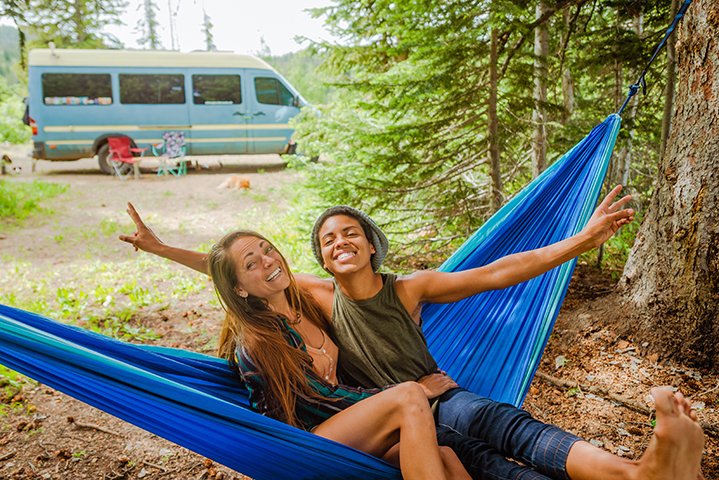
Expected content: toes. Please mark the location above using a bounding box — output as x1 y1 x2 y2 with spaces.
685 398 694 416
651 386 677 416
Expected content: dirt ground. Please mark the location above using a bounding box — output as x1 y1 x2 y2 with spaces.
0 144 717 479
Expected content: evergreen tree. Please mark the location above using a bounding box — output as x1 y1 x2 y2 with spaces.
293 0 553 261
201 8 216 51
266 50 336 105
24 0 128 49
619 0 719 370
292 0 678 264
0 0 28 69
135 0 162 49
0 25 21 83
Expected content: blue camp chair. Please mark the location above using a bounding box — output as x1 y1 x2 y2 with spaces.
152 131 187 178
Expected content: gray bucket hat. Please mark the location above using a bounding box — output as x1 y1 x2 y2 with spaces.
312 206 389 274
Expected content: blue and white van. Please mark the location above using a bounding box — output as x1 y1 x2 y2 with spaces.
27 48 308 173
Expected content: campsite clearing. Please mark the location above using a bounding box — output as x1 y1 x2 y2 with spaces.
0 144 717 479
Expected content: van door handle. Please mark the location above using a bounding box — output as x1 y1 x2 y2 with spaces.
253 111 265 116
233 111 243 116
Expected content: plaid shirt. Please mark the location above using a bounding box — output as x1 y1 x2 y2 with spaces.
236 317 390 431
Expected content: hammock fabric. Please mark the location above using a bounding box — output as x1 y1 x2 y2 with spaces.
0 114 621 480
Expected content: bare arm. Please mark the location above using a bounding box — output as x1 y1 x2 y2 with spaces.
407 185 635 305
118 202 209 275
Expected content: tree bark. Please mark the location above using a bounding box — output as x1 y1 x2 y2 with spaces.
532 0 550 178
618 0 719 370
660 0 680 159
488 28 503 212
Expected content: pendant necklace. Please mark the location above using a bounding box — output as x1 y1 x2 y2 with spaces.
285 311 302 325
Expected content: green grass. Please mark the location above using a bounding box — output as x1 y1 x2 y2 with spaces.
0 171 328 353
0 256 206 342
0 179 67 224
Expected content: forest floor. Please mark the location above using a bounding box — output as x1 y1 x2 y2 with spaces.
0 144 717 479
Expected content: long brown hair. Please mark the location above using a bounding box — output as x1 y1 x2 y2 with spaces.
208 230 330 428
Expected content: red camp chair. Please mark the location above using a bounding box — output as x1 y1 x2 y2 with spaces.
107 137 148 181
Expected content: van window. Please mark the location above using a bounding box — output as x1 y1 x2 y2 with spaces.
120 74 185 104
192 74 241 105
41 73 112 105
254 77 294 106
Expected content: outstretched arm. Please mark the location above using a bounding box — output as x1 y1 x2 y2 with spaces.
118 203 209 275
408 185 635 305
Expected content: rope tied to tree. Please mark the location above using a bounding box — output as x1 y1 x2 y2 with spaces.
618 0 693 115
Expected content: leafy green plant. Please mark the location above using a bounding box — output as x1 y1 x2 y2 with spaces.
0 365 21 388
0 76 30 144
0 180 66 223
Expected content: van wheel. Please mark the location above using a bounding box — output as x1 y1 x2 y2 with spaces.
97 144 113 175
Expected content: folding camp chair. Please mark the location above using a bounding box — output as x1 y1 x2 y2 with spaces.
107 137 148 181
152 131 188 178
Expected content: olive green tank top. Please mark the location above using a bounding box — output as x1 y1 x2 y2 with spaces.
331 273 439 389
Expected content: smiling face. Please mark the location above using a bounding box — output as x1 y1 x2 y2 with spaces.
318 215 376 276
229 235 291 301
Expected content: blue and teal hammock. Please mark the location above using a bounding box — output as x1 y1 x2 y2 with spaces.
0 114 621 480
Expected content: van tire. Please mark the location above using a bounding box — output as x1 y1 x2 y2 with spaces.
97 144 113 175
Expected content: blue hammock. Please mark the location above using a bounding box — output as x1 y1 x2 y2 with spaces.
0 114 621 480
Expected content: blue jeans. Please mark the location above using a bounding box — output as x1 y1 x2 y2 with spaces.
436 388 582 480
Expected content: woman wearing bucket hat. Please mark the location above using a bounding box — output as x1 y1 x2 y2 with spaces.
120 189 704 480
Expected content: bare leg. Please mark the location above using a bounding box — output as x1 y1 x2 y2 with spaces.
565 386 704 480
382 444 471 480
313 382 459 480
439 446 473 480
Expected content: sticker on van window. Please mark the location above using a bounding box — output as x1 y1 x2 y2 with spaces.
44 96 112 106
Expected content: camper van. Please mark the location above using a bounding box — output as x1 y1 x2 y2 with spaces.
27 49 308 174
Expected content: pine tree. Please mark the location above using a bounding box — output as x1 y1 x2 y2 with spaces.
0 0 28 69
202 8 216 52
619 0 719 369
25 0 128 49
293 0 679 263
136 0 162 49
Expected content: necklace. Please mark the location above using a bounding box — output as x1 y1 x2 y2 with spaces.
306 330 335 383
285 311 302 325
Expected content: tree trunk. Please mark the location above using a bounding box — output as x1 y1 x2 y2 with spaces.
615 7 644 187
532 0 550 178
73 0 86 44
561 68 575 125
660 0 680 159
488 28 503 212
167 0 176 50
559 7 576 125
618 0 719 369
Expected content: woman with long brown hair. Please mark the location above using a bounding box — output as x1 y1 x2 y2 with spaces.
206 229 470 480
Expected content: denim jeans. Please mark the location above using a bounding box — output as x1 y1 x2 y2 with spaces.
436 388 582 480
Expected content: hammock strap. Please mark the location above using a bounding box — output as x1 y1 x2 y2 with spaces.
618 0 693 115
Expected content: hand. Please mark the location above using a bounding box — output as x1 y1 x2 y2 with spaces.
582 185 635 248
417 371 458 400
118 202 164 253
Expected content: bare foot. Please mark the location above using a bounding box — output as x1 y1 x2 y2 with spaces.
676 391 701 423
632 387 705 480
